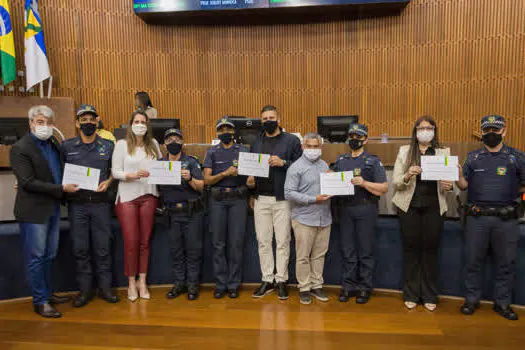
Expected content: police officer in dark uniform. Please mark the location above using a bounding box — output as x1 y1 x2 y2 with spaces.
62 104 119 307
203 117 249 299
331 124 388 304
160 128 205 301
458 115 525 320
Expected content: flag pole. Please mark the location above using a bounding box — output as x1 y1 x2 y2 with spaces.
39 82 44 98
47 76 53 98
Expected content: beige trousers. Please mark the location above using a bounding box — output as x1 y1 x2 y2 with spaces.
254 196 291 283
292 220 331 292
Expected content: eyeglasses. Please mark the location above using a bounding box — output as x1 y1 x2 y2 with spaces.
416 126 435 131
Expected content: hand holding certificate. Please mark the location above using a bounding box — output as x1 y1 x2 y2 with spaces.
143 160 182 185
320 171 354 196
421 156 459 181
63 163 101 191
238 152 270 178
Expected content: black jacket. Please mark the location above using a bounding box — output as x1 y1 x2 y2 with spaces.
250 130 302 200
10 134 64 223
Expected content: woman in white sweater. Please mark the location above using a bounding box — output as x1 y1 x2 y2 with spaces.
112 110 161 301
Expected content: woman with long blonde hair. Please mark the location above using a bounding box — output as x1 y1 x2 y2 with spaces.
112 110 161 301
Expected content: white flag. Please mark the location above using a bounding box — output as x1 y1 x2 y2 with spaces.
24 0 50 89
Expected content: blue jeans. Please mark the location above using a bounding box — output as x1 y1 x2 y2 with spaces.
19 205 61 305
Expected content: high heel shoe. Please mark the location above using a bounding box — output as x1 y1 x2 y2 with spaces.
128 286 138 302
138 284 150 300
404 301 417 310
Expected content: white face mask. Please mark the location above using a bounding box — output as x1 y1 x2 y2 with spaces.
303 148 322 162
416 130 434 144
33 125 54 141
131 124 147 136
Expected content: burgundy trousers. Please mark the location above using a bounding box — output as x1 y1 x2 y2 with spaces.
116 194 158 277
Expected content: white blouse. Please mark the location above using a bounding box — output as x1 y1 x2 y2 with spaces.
112 139 161 203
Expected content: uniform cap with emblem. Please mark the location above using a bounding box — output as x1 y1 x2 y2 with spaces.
76 104 98 118
164 128 183 140
481 115 505 130
348 123 368 137
216 117 235 130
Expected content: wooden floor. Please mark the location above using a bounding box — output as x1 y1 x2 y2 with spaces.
0 286 523 350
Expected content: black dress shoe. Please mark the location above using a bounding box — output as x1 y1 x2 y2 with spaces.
460 302 480 315
214 289 227 299
493 304 519 321
339 289 357 303
252 282 275 298
166 285 187 299
73 292 93 308
228 289 239 299
98 289 119 304
277 283 288 300
49 294 72 305
356 290 371 304
187 285 199 301
34 303 62 318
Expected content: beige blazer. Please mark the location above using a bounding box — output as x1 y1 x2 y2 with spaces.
392 145 452 215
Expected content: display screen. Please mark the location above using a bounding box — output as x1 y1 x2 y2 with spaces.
133 0 409 13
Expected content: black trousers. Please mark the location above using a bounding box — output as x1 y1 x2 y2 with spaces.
339 204 378 292
210 197 247 291
169 211 204 287
398 205 444 304
68 202 113 293
464 216 519 307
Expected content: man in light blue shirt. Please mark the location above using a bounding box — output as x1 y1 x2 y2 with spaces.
284 132 332 305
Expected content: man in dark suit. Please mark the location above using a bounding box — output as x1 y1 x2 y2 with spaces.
10 105 79 318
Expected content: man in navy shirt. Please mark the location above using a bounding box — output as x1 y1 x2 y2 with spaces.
10 105 79 318
204 118 249 299
62 104 118 308
160 128 205 301
248 105 302 300
332 123 388 304
457 115 525 320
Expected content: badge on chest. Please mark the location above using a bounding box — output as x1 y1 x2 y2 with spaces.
353 168 361 176
496 167 507 176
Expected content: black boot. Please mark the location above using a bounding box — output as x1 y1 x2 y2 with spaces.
73 292 93 308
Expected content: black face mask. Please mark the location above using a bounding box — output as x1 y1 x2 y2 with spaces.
80 123 97 137
167 142 183 155
348 139 364 150
218 133 234 144
263 120 278 134
482 132 503 148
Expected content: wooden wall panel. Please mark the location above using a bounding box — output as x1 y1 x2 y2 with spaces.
1 0 524 150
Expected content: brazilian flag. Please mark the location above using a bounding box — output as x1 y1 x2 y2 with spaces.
0 0 16 85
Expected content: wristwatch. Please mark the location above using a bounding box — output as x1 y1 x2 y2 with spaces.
282 160 287 167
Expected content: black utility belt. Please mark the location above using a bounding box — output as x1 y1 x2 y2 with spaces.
337 197 378 207
211 186 247 200
166 198 204 215
467 204 518 220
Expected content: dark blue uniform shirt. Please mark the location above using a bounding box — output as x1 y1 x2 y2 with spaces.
31 134 62 185
463 144 525 206
159 153 203 204
332 151 387 202
62 136 114 200
203 143 248 188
